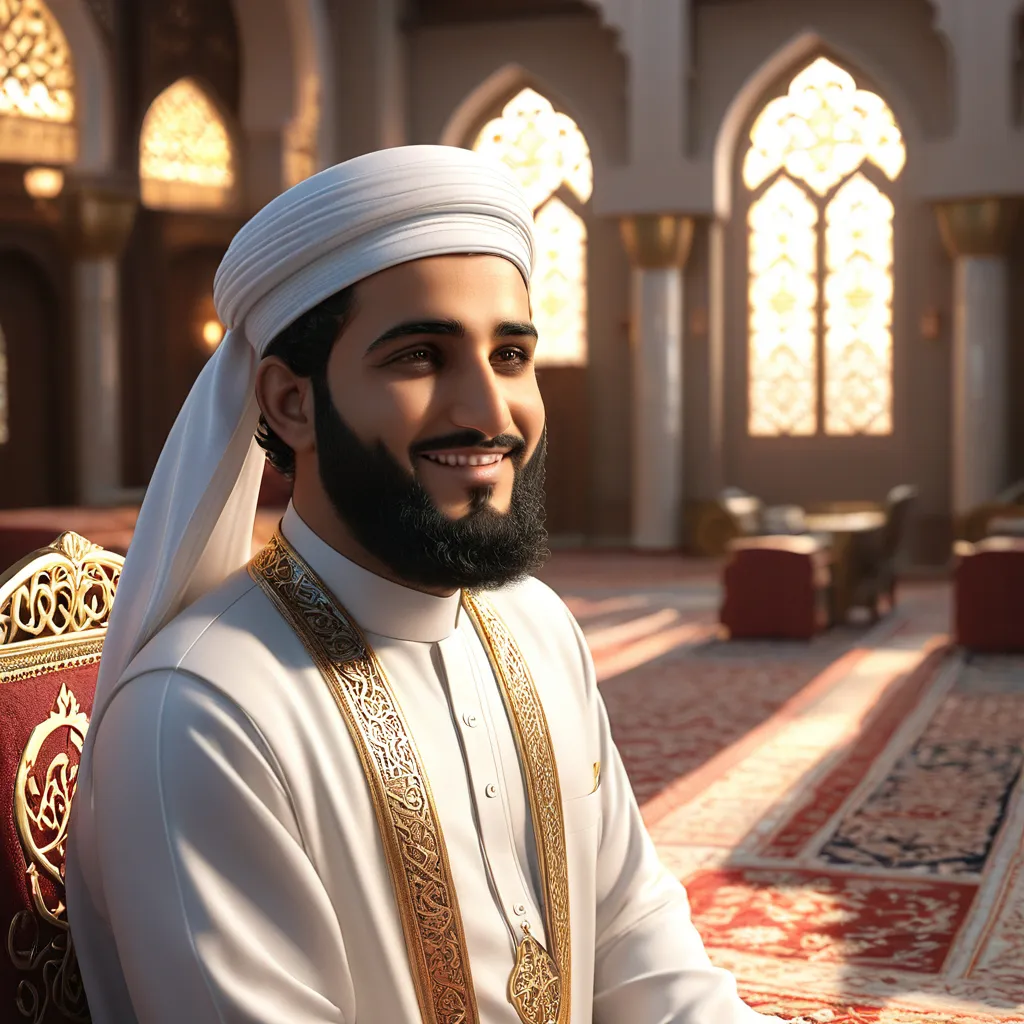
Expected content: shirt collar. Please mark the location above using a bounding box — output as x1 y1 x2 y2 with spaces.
279 503 462 643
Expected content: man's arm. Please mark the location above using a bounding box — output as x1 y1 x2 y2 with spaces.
563 613 782 1024
89 669 353 1022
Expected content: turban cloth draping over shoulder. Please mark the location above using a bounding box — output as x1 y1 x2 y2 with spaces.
87 145 536 727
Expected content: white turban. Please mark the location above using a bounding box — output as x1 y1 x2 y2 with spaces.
89 145 535 726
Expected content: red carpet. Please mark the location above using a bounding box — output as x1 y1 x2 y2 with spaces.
545 554 1024 1024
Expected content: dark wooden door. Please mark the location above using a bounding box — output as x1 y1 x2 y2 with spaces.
538 366 589 540
0 252 58 508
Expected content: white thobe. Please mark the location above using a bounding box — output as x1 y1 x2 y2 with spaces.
67 505 780 1024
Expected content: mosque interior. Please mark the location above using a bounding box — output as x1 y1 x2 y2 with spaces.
1 0 1024 1021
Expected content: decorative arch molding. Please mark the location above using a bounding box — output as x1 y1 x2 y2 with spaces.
41 0 114 173
440 62 607 167
712 30 924 219
229 0 333 193
440 63 529 148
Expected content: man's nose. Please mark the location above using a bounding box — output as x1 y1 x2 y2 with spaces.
447 358 513 439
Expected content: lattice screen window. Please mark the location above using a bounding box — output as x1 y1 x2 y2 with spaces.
0 322 8 445
744 57 905 437
139 77 236 212
0 0 77 163
473 87 592 367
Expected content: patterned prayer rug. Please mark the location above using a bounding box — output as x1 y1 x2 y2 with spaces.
546 556 1024 1023
648 645 1024 1021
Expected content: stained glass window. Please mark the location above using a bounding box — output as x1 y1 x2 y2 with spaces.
0 321 7 446
748 178 819 436
824 174 894 435
745 58 903 437
473 87 592 366
0 0 76 163
744 57 905 196
140 78 236 211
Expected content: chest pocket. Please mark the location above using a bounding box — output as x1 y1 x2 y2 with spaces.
563 788 601 835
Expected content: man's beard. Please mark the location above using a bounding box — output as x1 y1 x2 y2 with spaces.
311 377 549 591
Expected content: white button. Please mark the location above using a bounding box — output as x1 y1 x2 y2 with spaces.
462 712 478 728
513 903 526 916
485 783 498 798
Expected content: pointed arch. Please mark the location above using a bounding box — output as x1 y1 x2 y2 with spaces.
466 81 594 367
440 63 531 148
742 56 904 438
139 78 238 212
0 0 77 164
714 31 922 219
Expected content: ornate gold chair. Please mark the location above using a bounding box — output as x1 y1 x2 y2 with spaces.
1 533 123 1024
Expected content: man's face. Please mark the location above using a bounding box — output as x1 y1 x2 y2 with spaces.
324 254 546 519
308 254 549 590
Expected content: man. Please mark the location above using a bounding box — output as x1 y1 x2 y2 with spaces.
67 146 781 1023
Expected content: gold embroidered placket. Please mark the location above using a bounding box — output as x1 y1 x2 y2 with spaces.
463 591 572 1024
249 534 571 1024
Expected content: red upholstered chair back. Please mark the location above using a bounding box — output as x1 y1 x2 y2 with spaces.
0 532 123 1024
720 536 831 640
954 537 1024 653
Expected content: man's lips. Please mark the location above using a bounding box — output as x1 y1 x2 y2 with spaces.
416 449 512 486
420 450 506 467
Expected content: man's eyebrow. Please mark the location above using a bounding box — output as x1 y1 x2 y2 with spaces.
365 318 464 354
496 320 538 339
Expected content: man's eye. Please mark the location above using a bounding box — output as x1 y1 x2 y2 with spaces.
494 347 529 366
393 348 436 365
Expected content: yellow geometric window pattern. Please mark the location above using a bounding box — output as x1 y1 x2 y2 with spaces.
748 178 819 436
474 87 592 366
824 174 894 435
0 0 76 163
0 321 7 445
745 57 904 437
140 78 236 212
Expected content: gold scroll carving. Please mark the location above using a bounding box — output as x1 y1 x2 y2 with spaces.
8 682 91 1022
0 532 123 684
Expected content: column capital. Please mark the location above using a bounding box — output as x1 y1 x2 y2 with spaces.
619 213 695 269
934 197 1022 258
63 183 139 260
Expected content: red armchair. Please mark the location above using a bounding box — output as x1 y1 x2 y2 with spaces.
720 535 832 640
954 537 1024 653
0 533 123 1022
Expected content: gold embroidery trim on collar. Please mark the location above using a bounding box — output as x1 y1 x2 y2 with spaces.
464 591 572 1024
249 535 479 1024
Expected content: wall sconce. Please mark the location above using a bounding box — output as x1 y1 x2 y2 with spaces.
23 167 65 199
920 308 942 341
201 319 225 349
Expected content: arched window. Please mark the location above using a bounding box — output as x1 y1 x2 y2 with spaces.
744 57 905 437
0 321 7 445
473 87 592 367
0 0 76 163
139 78 236 212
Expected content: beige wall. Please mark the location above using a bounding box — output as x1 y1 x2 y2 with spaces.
406 14 633 541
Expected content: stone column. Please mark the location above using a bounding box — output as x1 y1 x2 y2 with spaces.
935 198 1020 515
619 214 695 549
64 185 138 505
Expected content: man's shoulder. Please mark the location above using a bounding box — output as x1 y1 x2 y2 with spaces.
483 573 572 626
122 565 282 683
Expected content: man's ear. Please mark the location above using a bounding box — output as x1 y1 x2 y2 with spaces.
254 357 317 456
